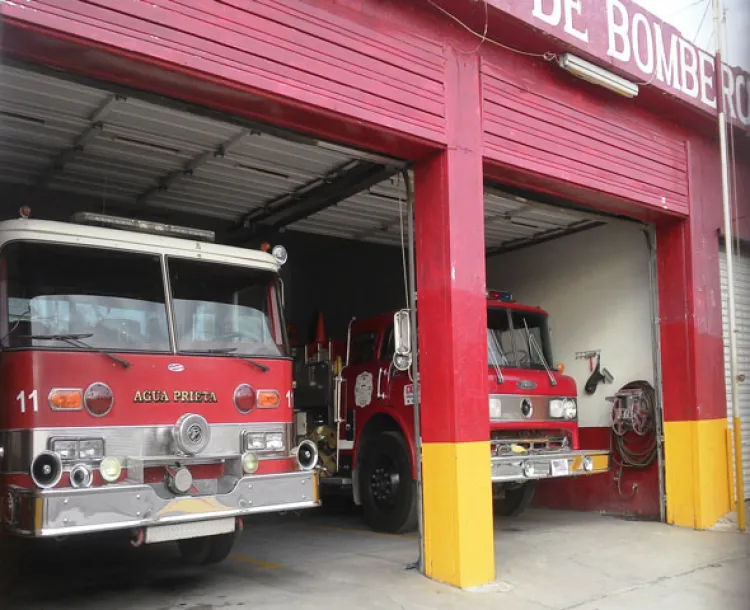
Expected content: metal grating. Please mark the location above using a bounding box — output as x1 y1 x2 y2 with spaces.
0 63 603 250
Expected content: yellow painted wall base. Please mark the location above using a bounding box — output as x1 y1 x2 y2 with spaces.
664 418 731 529
421 441 495 588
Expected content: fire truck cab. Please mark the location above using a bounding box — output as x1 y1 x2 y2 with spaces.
294 291 610 533
0 212 320 565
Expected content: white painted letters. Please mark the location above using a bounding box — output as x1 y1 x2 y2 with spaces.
698 49 717 108
563 0 589 43
679 38 699 98
606 0 630 62
532 0 561 26
527 0 748 124
736 75 750 125
723 64 737 120
631 12 654 74
654 24 681 90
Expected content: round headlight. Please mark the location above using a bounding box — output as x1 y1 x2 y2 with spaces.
99 456 122 483
271 245 288 266
242 452 259 474
563 399 577 420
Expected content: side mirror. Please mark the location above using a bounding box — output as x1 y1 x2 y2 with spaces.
392 309 412 371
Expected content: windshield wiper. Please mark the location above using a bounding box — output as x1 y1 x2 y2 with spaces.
521 320 556 387
28 333 132 369
206 347 270 373
487 330 505 384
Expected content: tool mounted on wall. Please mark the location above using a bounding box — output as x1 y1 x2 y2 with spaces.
575 349 600 372
583 353 614 395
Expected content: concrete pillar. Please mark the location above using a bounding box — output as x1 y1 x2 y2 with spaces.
413 47 494 588
658 216 732 529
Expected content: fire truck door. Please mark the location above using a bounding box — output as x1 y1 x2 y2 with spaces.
341 330 381 447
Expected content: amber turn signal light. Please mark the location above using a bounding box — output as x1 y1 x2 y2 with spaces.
257 390 280 408
49 389 83 411
556 363 565 374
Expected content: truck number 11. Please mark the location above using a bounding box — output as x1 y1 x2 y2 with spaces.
17 389 39 413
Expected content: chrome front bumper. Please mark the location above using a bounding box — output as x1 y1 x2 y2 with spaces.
491 449 610 483
4 470 319 538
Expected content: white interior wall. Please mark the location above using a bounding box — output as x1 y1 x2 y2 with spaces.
486 220 655 428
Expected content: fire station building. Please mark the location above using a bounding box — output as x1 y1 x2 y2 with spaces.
1 0 748 589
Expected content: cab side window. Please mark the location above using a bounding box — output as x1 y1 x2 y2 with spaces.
381 325 394 362
349 331 378 365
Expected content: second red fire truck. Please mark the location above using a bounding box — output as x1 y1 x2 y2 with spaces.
293 291 610 533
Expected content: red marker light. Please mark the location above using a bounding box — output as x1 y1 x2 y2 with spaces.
84 383 114 417
234 384 256 414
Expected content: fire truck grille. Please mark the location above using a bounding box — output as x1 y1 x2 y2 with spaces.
491 432 570 455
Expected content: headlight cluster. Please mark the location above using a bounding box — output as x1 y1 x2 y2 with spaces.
243 430 285 453
489 397 503 420
549 398 577 420
51 438 105 461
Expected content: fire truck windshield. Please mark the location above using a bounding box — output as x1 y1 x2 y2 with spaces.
2 242 170 353
487 307 553 371
1 242 287 359
168 257 286 358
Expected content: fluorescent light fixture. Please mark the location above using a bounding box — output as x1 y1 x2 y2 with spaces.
558 53 639 98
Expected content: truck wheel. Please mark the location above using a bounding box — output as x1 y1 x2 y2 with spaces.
359 431 417 534
177 532 236 565
494 481 537 517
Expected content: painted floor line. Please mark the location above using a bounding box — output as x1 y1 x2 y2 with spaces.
229 553 284 570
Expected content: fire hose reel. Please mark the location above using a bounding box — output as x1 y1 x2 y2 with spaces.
607 380 658 474
609 388 653 437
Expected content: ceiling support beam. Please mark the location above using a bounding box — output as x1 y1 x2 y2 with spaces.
485 219 605 258
37 94 126 188
136 129 252 207
236 160 400 233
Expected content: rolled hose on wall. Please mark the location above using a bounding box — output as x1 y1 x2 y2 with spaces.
610 380 658 469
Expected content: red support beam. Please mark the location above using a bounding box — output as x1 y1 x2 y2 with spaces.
414 47 494 588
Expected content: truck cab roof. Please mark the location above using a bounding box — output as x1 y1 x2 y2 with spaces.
350 299 548 335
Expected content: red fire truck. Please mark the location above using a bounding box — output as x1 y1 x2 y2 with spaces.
0 211 320 564
293 291 610 533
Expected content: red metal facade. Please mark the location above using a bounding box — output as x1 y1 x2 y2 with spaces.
482 56 690 215
1 0 748 519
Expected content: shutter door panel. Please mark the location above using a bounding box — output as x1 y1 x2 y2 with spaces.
719 249 750 500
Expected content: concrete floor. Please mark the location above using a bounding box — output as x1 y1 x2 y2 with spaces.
1 507 748 610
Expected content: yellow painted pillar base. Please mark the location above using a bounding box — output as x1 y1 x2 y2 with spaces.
421 441 495 588
664 418 732 529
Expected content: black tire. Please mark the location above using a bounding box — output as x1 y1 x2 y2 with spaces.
359 431 417 534
494 481 537 517
177 531 236 565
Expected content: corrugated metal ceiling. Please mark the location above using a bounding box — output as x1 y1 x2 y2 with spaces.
0 63 602 250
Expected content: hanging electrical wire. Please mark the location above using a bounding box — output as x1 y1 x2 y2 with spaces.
664 0 710 18
423 0 557 61
692 0 712 42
